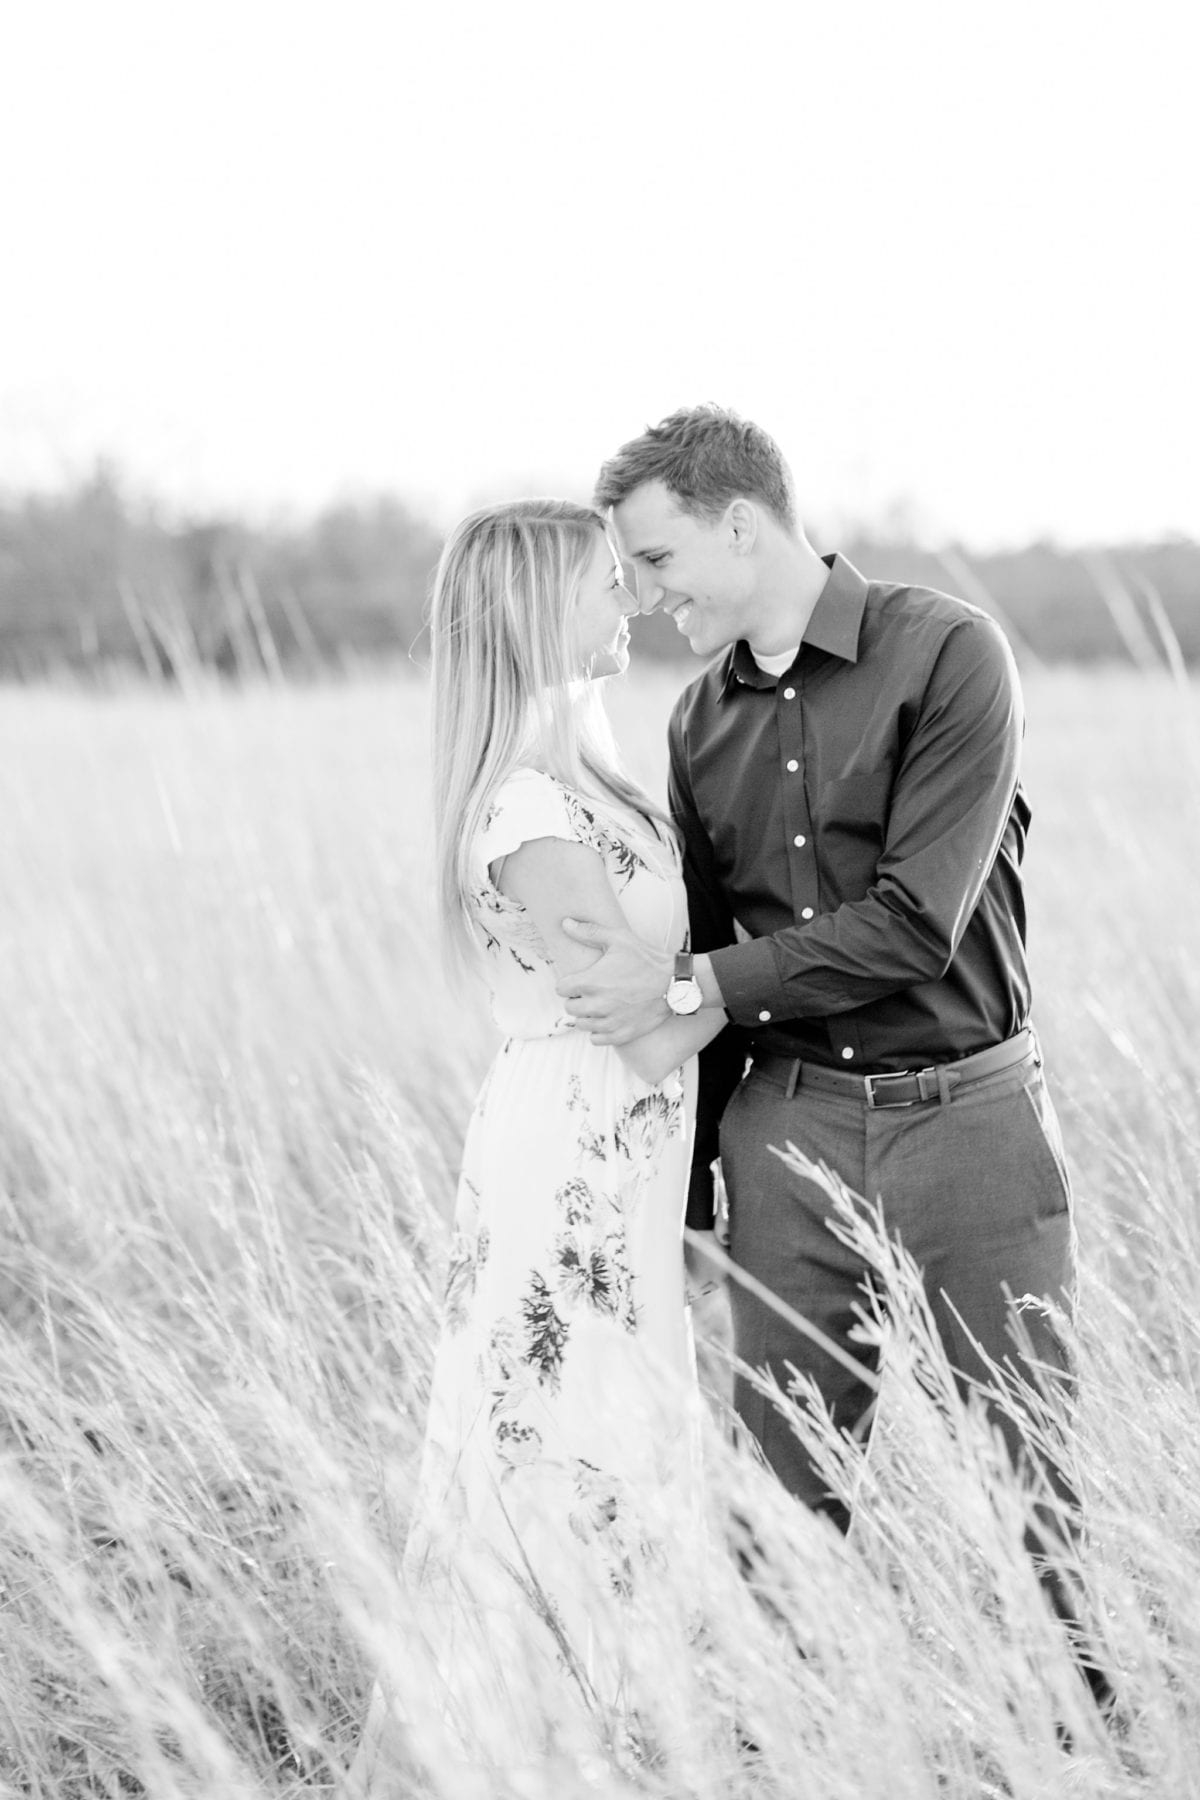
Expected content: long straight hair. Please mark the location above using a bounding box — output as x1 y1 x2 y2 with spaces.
430 498 669 971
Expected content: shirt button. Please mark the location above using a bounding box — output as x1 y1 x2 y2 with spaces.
841 1047 854 1061
793 834 806 847
786 759 799 772
758 1009 772 1022
783 686 796 700
801 906 814 920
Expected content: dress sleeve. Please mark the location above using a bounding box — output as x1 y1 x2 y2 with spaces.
476 770 588 883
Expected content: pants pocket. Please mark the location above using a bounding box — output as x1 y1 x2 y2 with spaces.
716 1076 750 1232
1019 1069 1073 1217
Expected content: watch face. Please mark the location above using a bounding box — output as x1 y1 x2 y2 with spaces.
667 978 703 1016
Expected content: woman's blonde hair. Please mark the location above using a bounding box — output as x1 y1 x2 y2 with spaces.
431 497 668 970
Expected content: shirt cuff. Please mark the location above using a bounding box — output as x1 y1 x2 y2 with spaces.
708 938 792 1030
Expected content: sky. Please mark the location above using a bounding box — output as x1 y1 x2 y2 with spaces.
2 0 1197 548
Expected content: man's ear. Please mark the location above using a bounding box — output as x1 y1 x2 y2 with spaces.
726 497 759 555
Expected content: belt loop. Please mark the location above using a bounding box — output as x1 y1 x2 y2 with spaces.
785 1059 800 1100
936 1065 954 1106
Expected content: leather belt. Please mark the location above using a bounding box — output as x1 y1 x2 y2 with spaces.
750 1027 1036 1109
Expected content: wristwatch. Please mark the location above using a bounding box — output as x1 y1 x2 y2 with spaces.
665 951 703 1016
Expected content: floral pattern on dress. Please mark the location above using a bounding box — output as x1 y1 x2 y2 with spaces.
461 973 681 1404
555 785 653 891
520 1270 571 1391
480 1159 644 1411
553 1219 636 1331
470 882 539 972
443 1218 490 1334
614 1089 684 1166
566 1460 666 1601
567 1075 607 1161
484 1319 546 1468
443 1233 476 1333
470 773 668 976
395 763 701 1729
556 1176 596 1224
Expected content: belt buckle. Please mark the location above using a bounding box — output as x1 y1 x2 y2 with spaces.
864 1069 918 1110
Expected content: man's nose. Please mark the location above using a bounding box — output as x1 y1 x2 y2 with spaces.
636 576 664 614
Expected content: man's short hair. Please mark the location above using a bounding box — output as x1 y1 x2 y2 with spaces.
594 404 797 533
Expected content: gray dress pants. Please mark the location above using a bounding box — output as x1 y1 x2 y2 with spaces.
720 1036 1077 1522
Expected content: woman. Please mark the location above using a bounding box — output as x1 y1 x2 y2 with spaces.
351 500 727 1785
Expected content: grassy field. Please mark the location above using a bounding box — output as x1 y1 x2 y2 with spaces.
2 663 1200 1797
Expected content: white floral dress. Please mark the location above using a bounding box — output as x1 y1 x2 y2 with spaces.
392 768 705 1764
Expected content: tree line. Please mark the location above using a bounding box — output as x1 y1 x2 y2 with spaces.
1 466 1196 680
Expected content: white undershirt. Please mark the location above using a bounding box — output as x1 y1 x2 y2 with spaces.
750 644 801 678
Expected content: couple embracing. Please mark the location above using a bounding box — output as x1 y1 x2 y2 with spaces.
353 404 1082 1780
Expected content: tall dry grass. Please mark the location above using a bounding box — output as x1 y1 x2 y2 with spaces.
2 663 1199 1796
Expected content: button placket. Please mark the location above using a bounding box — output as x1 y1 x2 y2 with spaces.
778 677 818 931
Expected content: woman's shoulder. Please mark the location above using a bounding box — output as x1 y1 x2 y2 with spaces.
482 767 670 869
476 768 587 865
483 766 575 826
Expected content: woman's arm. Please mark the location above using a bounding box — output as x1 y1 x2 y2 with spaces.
611 1008 727 1087
495 836 726 1085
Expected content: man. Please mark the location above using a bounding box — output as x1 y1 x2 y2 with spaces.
557 404 1076 1532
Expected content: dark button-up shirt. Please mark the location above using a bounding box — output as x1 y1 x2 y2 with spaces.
668 553 1032 1228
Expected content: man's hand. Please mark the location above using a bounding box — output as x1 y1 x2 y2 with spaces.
555 918 672 1044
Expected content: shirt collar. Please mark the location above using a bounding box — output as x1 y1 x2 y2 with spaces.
720 553 869 697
